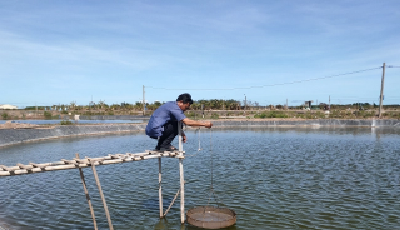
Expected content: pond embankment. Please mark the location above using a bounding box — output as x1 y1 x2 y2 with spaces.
0 119 399 148
0 124 146 148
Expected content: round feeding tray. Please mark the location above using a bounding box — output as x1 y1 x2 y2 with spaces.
186 206 236 229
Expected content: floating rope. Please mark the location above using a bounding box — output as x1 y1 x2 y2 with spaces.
206 130 221 207
163 188 180 217
186 128 204 157
196 128 203 151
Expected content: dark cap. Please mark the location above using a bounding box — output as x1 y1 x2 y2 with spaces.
177 93 194 105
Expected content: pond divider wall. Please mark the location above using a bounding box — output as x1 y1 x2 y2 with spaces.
1 119 399 148
212 119 400 128
69 115 150 120
0 124 147 148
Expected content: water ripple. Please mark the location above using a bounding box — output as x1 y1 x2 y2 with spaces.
0 128 399 229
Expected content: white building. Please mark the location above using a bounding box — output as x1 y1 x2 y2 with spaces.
0 104 18 109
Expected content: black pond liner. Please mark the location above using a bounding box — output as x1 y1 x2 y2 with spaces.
186 206 236 229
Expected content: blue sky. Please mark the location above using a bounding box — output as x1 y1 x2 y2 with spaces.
1 0 399 107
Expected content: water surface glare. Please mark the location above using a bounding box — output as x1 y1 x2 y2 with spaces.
0 128 400 229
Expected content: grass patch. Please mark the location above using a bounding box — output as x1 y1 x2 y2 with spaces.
60 120 72 125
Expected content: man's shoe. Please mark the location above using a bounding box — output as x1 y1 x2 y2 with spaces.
158 145 177 152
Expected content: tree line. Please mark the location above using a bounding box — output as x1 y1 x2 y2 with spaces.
23 100 400 111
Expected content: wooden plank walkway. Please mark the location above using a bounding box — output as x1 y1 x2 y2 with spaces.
0 121 188 228
0 150 185 176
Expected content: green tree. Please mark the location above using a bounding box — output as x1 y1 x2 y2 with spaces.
44 111 52 120
1 113 10 120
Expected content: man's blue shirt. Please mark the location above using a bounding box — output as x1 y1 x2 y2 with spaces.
145 101 186 137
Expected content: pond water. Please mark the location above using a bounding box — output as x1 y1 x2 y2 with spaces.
0 128 399 229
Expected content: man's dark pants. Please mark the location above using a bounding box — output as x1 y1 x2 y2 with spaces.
151 120 181 150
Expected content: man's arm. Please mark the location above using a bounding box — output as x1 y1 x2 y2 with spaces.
182 118 213 128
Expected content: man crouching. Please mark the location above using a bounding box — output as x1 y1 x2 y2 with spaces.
145 93 213 151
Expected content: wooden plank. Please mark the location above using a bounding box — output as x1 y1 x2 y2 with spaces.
46 165 76 171
127 152 149 157
14 169 28 175
141 155 163 160
0 149 185 177
1 166 20 171
91 161 101 166
30 163 53 169
17 164 34 169
61 159 77 164
102 159 123 165
123 157 134 162
75 159 90 164
110 154 121 159
30 168 42 173
0 171 10 176
88 158 106 162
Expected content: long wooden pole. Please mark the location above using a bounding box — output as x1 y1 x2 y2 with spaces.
178 121 185 224
379 63 385 118
91 161 114 230
159 158 163 218
76 154 98 230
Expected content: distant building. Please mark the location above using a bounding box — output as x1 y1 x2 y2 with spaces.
136 100 148 104
0 104 18 109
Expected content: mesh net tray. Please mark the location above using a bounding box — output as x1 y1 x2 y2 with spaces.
186 205 236 229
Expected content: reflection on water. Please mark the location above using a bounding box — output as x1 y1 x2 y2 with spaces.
0 128 399 229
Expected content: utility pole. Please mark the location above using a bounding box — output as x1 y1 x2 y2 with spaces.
329 95 330 110
286 98 288 110
143 85 145 116
244 94 246 115
379 63 385 118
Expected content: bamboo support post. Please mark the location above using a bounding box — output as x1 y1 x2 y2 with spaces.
178 121 185 224
76 153 98 230
91 160 114 230
159 158 163 218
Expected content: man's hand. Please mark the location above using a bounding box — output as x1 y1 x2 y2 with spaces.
205 122 213 129
182 135 187 143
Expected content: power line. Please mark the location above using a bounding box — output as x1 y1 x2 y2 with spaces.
147 67 382 91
